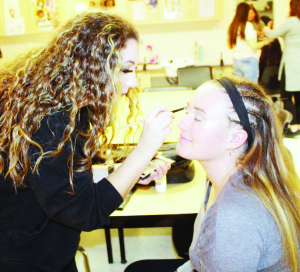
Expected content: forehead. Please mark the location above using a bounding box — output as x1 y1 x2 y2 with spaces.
190 82 228 116
120 39 139 64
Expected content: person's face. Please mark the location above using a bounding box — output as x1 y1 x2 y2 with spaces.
177 83 232 162
248 8 255 21
119 39 138 96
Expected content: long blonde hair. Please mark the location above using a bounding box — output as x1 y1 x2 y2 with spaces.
0 11 141 191
216 76 300 271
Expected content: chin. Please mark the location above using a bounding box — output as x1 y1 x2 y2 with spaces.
176 143 191 160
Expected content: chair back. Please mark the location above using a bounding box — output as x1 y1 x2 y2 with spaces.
177 65 212 90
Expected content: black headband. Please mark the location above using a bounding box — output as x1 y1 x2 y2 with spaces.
217 77 254 148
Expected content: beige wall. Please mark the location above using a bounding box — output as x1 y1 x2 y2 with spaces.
0 0 290 63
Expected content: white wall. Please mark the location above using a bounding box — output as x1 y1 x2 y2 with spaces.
274 0 289 26
0 0 290 64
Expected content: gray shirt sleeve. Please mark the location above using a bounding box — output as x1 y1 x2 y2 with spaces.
264 17 293 39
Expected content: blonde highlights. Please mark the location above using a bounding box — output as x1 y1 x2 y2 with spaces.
215 76 300 271
0 11 140 191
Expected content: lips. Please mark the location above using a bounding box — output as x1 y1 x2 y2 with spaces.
179 134 192 143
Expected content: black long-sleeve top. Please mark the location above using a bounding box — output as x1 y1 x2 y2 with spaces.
0 110 123 271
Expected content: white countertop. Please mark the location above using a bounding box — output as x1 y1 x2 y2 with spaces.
136 58 233 77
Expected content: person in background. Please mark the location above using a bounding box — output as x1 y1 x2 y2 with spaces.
0 11 173 272
228 2 273 83
263 0 300 136
258 15 282 94
124 76 300 272
248 4 266 41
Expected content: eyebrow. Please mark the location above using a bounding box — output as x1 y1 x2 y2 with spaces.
123 60 136 65
194 106 207 115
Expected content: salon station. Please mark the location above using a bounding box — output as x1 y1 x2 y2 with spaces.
0 1 298 272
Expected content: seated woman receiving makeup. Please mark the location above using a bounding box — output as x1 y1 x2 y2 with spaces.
124 76 300 272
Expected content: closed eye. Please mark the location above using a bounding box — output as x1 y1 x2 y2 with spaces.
121 68 133 73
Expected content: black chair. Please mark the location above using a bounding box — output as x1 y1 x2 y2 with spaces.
172 224 194 259
177 65 212 90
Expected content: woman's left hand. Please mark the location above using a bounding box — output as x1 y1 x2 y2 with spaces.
137 163 171 185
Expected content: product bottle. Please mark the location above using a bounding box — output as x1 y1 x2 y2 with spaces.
199 46 204 61
194 41 200 63
220 52 224 66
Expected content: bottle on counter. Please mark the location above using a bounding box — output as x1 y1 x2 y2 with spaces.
220 52 224 66
199 46 204 61
194 41 200 63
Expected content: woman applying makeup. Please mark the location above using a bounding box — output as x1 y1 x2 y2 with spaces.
0 11 173 272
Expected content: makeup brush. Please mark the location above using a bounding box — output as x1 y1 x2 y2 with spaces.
119 107 185 129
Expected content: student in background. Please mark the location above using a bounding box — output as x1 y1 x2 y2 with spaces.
258 16 282 94
263 0 300 136
124 76 300 272
0 11 173 272
228 2 273 83
248 4 266 41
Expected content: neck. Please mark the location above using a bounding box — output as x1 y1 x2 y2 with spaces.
200 157 238 194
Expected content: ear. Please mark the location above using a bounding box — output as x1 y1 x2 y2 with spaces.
227 129 248 150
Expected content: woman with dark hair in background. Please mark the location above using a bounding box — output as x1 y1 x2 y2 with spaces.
248 4 266 40
0 11 173 272
263 0 300 136
228 2 273 83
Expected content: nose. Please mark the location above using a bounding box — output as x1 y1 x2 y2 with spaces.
178 115 189 131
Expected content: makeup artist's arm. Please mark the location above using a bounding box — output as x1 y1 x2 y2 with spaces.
106 106 174 198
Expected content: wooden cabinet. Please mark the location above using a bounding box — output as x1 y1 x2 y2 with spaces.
125 0 223 26
0 0 128 36
158 0 191 24
0 0 31 36
29 0 61 34
0 0 62 36
0 0 224 37
191 0 223 21
0 1 6 36
126 1 159 25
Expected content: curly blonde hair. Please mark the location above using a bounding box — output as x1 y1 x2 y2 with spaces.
0 11 140 190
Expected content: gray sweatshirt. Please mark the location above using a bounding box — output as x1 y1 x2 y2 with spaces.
178 171 294 272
